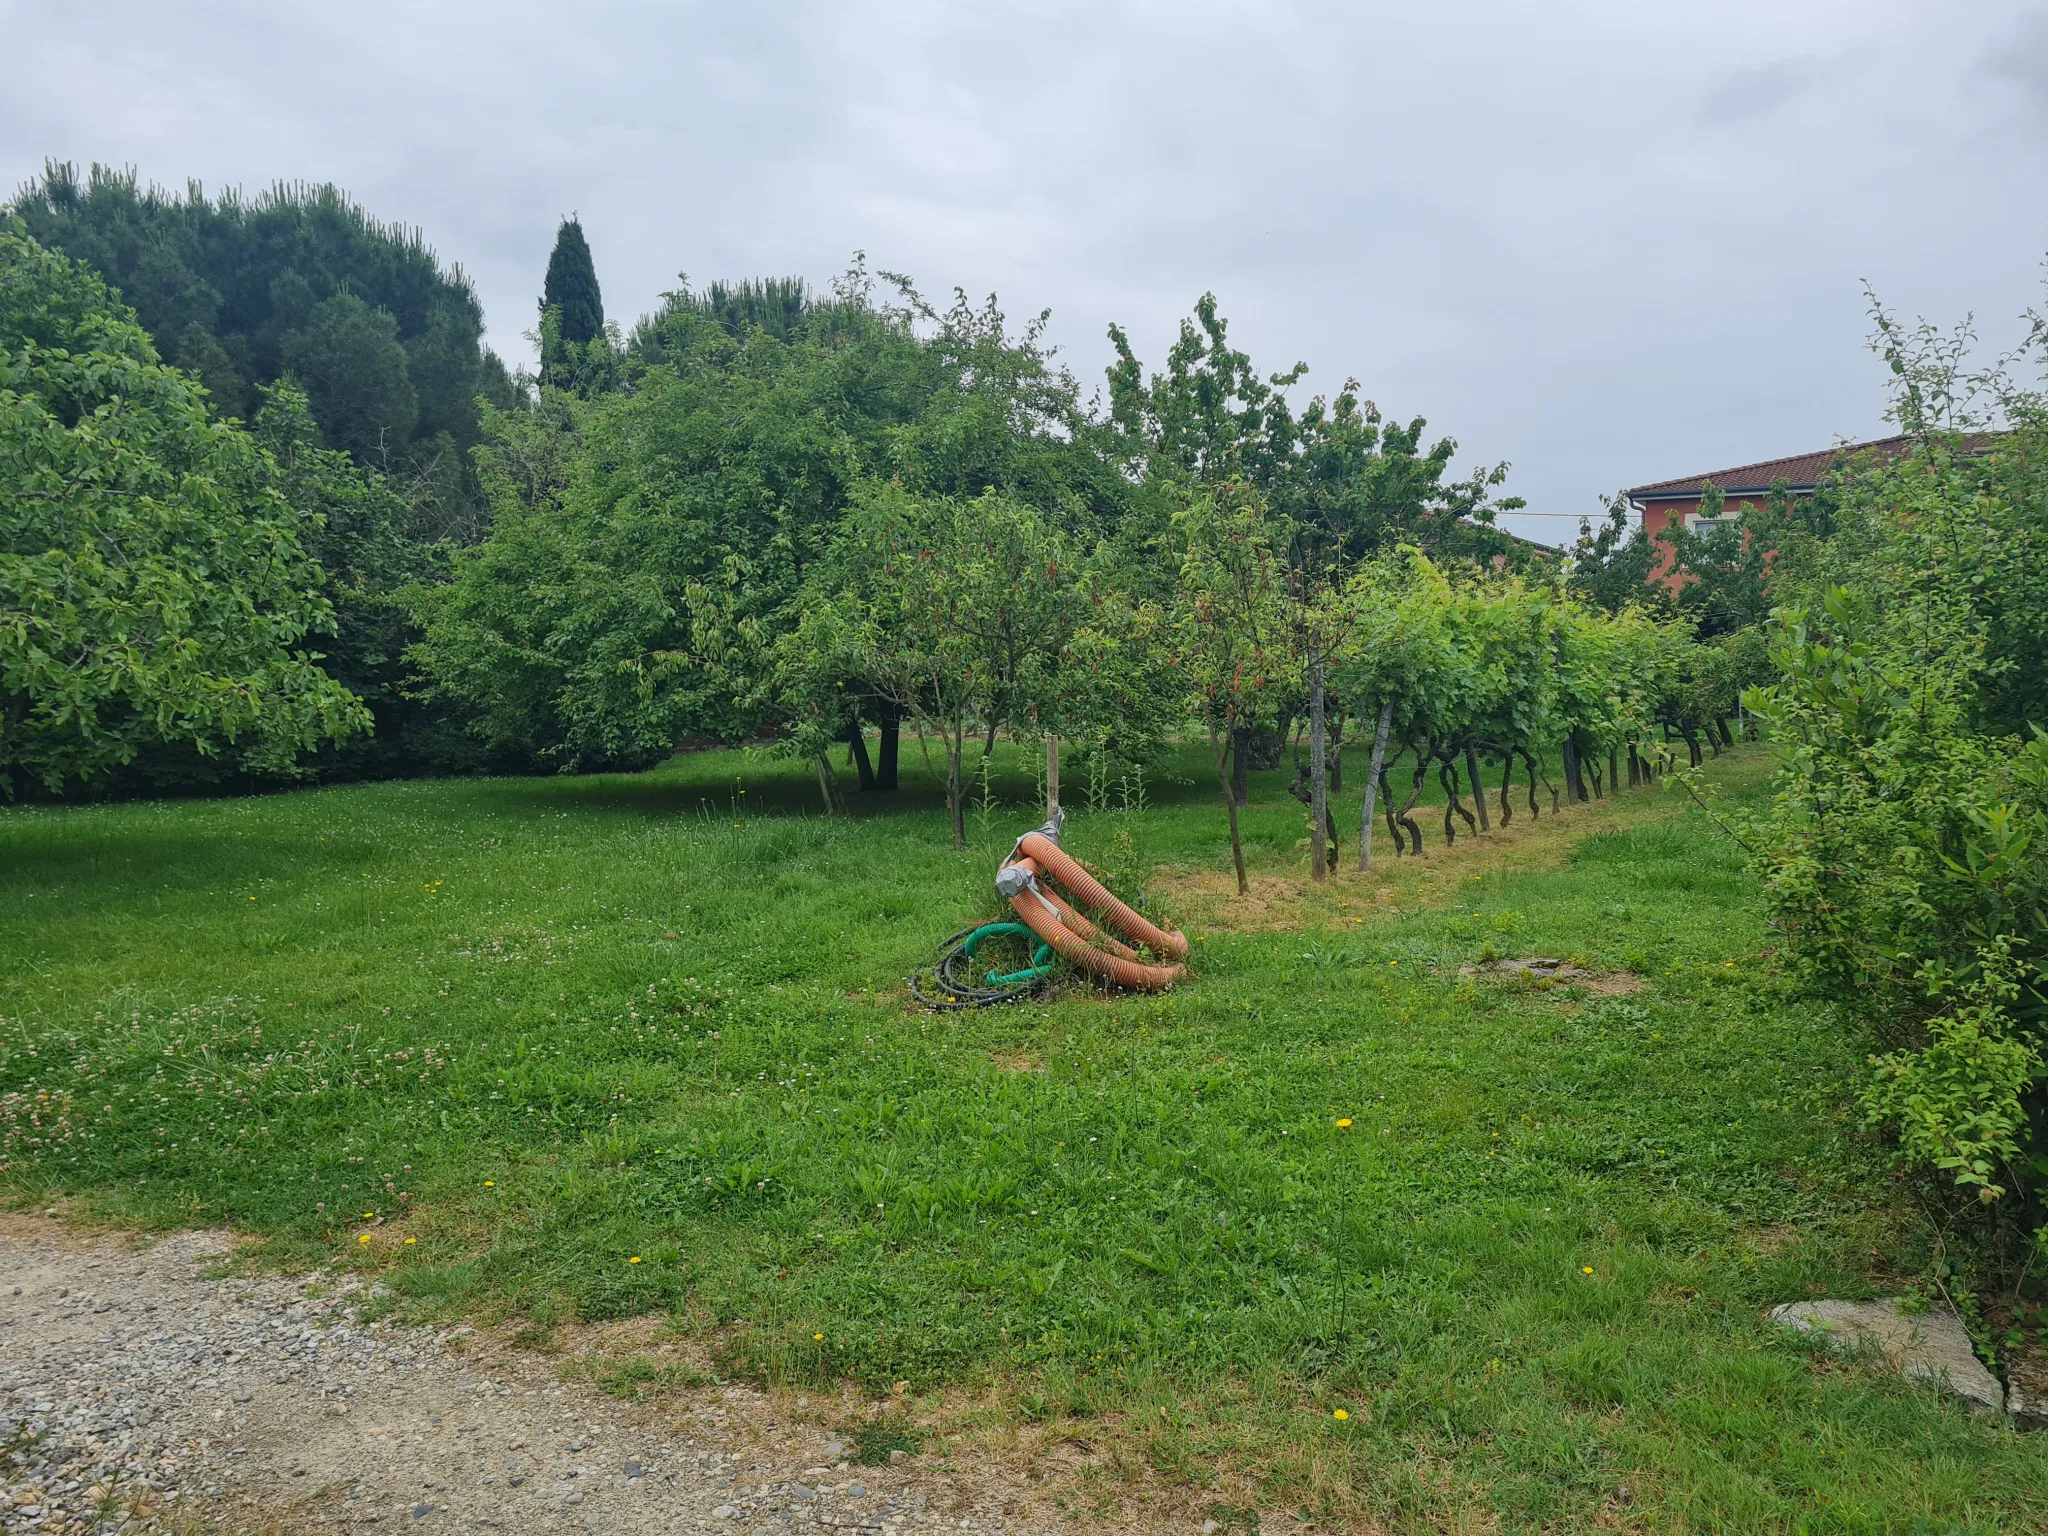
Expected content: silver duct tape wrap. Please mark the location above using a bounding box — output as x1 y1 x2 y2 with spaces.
1004 809 1064 868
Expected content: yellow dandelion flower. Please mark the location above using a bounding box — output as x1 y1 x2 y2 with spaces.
483 1180 495 1187
628 1255 642 1264
1332 1408 1349 1421
403 1237 417 1246
1581 1266 1594 1275
814 1333 825 1342
357 1234 372 1245
1336 1119 1352 1128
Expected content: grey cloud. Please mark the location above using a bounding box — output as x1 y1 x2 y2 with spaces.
1984 10 2048 105
1697 55 1836 124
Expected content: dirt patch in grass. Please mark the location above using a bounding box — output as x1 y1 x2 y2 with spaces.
1461 957 1646 995
989 1048 1044 1072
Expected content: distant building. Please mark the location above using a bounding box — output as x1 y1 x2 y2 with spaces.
1625 433 1993 586
1627 436 1896 546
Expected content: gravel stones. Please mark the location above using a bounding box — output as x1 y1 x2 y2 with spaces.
1769 1297 2007 1414
0 1219 976 1534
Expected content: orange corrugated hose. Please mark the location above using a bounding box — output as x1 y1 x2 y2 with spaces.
1014 832 1190 961
1029 881 1143 961
999 839 1188 991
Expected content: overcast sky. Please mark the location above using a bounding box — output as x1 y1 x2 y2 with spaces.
6 0 2047 540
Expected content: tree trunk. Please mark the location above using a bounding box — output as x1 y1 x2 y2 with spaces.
1561 735 1587 803
1498 751 1514 828
847 722 876 791
1609 746 1621 795
1464 740 1490 831
1523 749 1555 813
1309 649 1328 882
1441 757 1477 843
1230 725 1251 806
876 703 900 791
946 728 966 850
1359 698 1393 872
815 753 848 816
1213 730 1248 895
1399 755 1429 854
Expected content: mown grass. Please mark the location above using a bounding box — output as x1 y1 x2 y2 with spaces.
4 739 2045 1532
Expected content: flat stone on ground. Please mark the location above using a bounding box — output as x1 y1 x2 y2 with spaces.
1769 1298 2005 1413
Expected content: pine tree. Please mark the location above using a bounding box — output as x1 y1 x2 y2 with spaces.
10 162 507 536
541 217 604 344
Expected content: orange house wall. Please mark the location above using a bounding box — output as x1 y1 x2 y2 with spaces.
1638 492 1778 591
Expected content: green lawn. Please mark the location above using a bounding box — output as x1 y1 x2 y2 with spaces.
4 741 2044 1532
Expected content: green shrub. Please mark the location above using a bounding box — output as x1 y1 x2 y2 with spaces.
1745 301 2048 1235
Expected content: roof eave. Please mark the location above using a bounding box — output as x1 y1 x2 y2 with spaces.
1627 482 1819 500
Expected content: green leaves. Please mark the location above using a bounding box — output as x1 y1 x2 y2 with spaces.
1742 396 2048 1213
541 217 606 349
1171 479 1294 734
788 480 1095 843
13 163 501 540
1324 548 1686 770
1 229 367 793
1862 943 2042 1203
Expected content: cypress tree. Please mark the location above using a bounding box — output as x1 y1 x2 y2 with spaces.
541 217 604 344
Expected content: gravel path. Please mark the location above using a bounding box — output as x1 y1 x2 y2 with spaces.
0 1217 1058 1536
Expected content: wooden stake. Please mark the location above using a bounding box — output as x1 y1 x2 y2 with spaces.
1359 698 1394 872
1309 649 1328 881
1047 735 1060 818
1464 740 1490 831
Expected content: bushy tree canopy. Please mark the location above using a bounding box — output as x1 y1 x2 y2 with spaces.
8 162 522 541
1109 291 1530 572
785 481 1091 844
416 274 1125 773
1744 299 2048 1227
0 228 366 793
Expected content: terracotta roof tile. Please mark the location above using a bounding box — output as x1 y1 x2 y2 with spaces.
1627 432 2001 500
1626 435 1920 499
